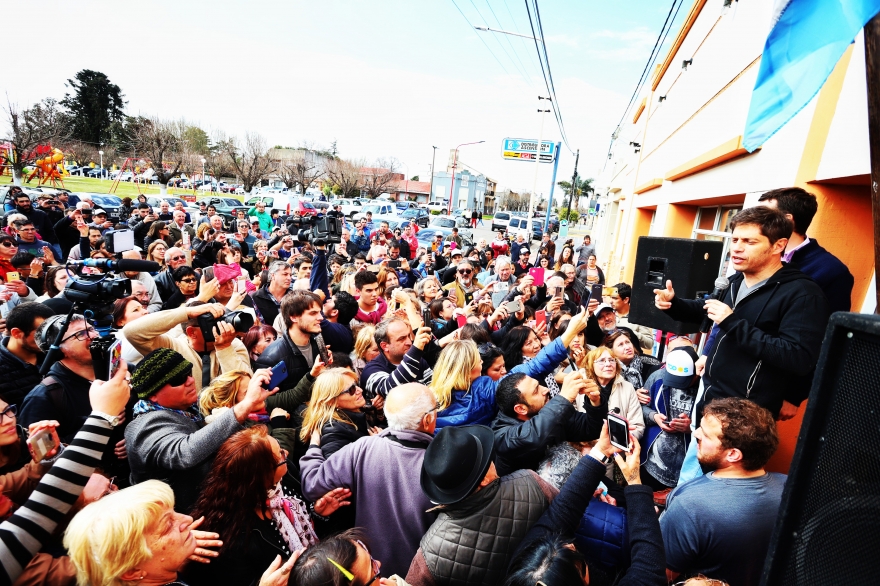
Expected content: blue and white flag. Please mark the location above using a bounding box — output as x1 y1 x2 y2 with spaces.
743 0 880 152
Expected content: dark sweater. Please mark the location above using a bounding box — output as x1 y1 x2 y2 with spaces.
787 238 853 313
510 455 666 586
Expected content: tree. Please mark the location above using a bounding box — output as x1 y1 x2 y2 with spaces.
325 158 362 198
359 157 400 199
61 69 125 146
204 132 235 183
1 98 70 185
182 125 210 155
225 132 272 193
557 176 594 211
277 149 325 195
129 117 184 194
61 140 96 167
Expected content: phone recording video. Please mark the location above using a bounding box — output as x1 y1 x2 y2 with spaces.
607 413 631 452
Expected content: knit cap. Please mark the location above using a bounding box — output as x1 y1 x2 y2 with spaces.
131 348 193 400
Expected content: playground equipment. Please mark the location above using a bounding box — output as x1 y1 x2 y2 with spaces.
27 146 67 187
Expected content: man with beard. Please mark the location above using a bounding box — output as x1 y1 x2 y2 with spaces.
660 398 784 586
442 259 482 308
491 368 606 477
0 302 54 405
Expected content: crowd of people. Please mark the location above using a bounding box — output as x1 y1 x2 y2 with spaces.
0 185 853 586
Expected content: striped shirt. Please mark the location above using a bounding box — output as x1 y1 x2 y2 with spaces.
0 415 112 585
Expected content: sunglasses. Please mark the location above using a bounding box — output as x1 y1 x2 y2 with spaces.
457 269 472 275
170 255 186 262
338 384 361 397
0 241 17 248
179 278 197 284
166 369 193 387
327 540 380 586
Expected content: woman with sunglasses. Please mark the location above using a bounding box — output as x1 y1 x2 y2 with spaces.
186 426 351 586
162 266 200 310
0 396 62 517
293 529 402 586
143 220 173 250
299 368 376 459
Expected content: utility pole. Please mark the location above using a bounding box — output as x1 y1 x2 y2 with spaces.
429 146 437 203
565 149 580 222
528 96 552 224
865 13 880 311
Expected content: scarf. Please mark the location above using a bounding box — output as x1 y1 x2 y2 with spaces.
523 355 561 397
621 354 645 389
267 482 319 554
354 296 388 324
133 400 204 423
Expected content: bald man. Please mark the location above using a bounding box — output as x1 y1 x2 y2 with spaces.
120 249 162 313
300 383 438 578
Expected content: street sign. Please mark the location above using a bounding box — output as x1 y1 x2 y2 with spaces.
501 138 556 163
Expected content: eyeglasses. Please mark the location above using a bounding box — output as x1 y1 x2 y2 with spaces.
61 328 97 344
423 401 440 418
0 404 17 421
595 358 617 365
274 448 289 468
179 278 197 284
457 269 472 275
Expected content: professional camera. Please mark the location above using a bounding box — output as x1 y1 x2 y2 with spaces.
289 216 342 246
196 310 255 342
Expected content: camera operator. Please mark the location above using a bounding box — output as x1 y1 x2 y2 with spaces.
20 315 130 475
122 300 252 391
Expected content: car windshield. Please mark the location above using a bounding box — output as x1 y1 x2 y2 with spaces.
92 195 122 206
433 218 455 228
246 197 261 205
303 202 315 209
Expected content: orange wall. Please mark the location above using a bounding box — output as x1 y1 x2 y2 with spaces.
663 204 698 238
623 208 656 283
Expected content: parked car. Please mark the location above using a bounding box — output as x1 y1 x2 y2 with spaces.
506 217 542 241
353 202 395 221
426 201 448 213
69 193 124 223
416 226 474 250
330 198 366 218
400 207 430 228
428 215 474 242
394 201 419 211
491 211 512 232
196 196 248 223
245 194 317 216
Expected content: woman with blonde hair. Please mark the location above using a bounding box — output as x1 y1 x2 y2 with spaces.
583 345 644 476
299 368 370 458
146 240 168 272
350 325 380 377
432 308 589 429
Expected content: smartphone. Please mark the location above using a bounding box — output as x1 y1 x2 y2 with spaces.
423 307 433 329
387 259 401 269
495 281 509 292
5 272 20 282
27 428 60 463
237 278 247 294
456 314 467 327
607 413 631 452
589 284 604 304
528 267 545 287
535 309 547 331
107 339 123 381
553 286 563 300
503 299 523 313
266 361 289 390
316 334 331 364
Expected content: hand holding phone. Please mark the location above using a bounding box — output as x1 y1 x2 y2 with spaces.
535 309 547 332
607 413 631 452
265 361 289 390
27 427 60 463
528 267 545 287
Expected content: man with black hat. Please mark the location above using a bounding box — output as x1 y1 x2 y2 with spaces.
125 348 275 511
406 424 557 586
641 346 701 492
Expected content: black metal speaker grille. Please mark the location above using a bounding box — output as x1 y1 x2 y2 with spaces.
777 330 880 585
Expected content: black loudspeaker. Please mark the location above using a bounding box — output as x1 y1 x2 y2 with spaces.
761 312 880 585
627 237 723 333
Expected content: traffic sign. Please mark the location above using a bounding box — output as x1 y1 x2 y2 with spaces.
501 138 556 163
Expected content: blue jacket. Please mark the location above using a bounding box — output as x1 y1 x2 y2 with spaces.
436 337 567 429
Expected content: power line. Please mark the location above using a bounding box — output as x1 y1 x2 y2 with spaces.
500 0 542 77
483 0 540 80
466 0 534 84
449 0 515 77
524 0 574 153
532 0 572 152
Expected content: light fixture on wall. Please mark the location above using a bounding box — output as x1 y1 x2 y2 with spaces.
682 58 693 70
722 0 737 14
658 95 667 102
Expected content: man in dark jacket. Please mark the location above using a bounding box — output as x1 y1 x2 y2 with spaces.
361 318 433 402
0 302 54 405
491 370 606 477
9 191 57 249
251 261 292 327
256 290 324 392
654 206 829 419
154 247 192 302
406 424 557 586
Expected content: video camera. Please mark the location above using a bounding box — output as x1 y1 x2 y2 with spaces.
196 310 255 342
288 216 343 246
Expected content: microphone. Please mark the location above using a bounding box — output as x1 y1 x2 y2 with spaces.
67 258 161 273
700 276 730 333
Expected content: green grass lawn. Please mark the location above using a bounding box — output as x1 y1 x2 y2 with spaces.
0 174 242 201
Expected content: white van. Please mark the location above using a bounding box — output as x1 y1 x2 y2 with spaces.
426 201 447 213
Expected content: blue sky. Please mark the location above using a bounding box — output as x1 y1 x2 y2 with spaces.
3 0 687 194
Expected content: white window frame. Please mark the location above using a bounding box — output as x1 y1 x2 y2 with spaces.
692 205 742 276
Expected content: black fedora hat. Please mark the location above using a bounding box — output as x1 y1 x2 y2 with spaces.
421 424 495 505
